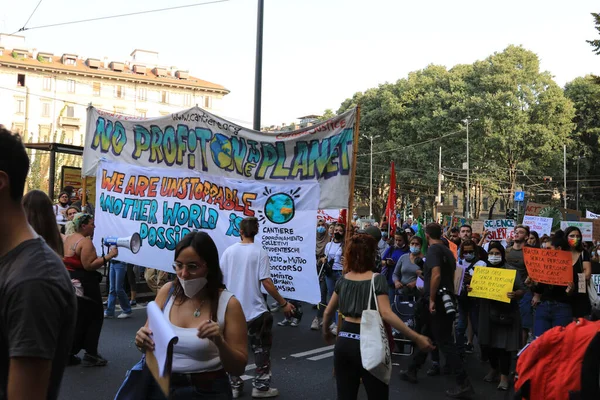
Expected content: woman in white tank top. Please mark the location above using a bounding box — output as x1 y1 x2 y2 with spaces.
135 232 248 399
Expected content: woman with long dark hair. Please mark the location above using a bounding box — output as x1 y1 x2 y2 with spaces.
22 189 64 256
135 232 248 399
564 226 592 318
323 233 433 400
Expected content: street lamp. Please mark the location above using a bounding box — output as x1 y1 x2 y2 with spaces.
362 134 380 219
462 117 477 218
577 151 585 212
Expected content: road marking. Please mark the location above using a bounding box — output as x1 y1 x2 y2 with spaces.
290 345 334 358
307 351 334 361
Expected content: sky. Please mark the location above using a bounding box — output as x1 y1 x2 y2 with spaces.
1 0 599 128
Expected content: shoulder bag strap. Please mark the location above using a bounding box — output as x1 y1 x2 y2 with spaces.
161 283 176 311
367 273 380 312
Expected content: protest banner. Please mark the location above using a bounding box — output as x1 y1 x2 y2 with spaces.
586 210 600 220
438 205 455 214
484 219 516 241
592 275 600 295
580 218 600 242
523 247 572 286
317 209 340 224
82 106 356 209
94 160 321 303
472 220 485 235
468 266 516 304
560 221 593 242
454 265 465 296
522 215 553 237
525 202 548 216
448 240 458 261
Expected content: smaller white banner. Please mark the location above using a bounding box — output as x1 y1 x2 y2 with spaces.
586 210 600 219
560 221 594 242
522 215 553 237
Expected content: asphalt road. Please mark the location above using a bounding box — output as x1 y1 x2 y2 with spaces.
60 303 514 400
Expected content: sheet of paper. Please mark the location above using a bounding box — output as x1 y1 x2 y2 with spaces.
147 301 178 377
416 277 424 289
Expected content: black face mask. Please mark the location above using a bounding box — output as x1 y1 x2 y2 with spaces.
334 232 343 241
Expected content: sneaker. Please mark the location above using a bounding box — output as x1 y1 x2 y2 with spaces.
270 301 280 312
290 318 300 327
426 364 441 376
251 387 279 398
399 369 418 384
130 300 137 306
497 381 509 391
445 382 475 399
310 317 320 330
102 300 108 306
277 318 291 327
118 312 132 319
68 355 81 366
330 323 337 336
232 387 243 399
82 353 108 367
465 343 474 354
104 313 114 319
483 369 500 383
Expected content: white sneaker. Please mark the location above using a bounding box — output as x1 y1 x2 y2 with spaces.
310 317 320 330
330 323 337 336
251 387 279 398
232 387 243 399
117 313 132 319
277 318 291 327
290 318 300 327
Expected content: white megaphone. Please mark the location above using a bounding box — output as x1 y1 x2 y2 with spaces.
102 233 142 254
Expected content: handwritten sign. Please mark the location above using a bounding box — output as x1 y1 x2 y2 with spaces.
586 210 600 220
522 215 553 237
472 220 485 235
448 239 459 262
592 275 600 295
468 266 516 304
484 219 516 241
560 221 593 242
454 265 465 296
525 202 548 216
523 247 572 286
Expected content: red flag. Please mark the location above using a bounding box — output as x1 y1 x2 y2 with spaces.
385 162 397 235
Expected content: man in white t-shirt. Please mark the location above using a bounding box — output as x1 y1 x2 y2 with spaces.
221 217 295 399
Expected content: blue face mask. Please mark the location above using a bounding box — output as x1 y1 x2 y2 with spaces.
382 232 388 240
317 226 326 234
409 246 420 254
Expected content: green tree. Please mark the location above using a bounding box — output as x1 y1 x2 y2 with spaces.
587 12 600 55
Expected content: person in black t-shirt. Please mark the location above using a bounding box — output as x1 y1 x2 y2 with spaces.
400 223 474 399
0 127 76 400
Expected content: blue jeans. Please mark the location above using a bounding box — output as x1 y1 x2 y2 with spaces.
533 300 572 337
519 291 534 330
106 261 132 316
148 375 232 400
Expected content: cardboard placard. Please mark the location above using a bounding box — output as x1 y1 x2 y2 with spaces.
468 266 516 304
523 247 573 286
525 202 549 216
471 220 485 235
438 205 455 214
448 240 458 262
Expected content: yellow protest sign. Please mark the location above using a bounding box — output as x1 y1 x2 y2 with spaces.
468 266 516 304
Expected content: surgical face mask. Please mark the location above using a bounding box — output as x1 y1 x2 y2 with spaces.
409 246 420 254
568 237 581 248
464 253 475 262
317 226 326 234
178 277 207 298
488 255 502 265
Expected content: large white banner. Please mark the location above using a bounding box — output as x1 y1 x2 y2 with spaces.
94 161 321 303
317 209 340 224
586 210 600 219
83 107 356 209
522 215 553 237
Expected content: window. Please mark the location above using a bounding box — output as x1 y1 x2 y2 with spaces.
137 87 147 101
67 79 75 93
114 85 125 98
204 95 211 109
39 125 51 142
183 93 192 106
453 195 458 209
41 102 51 117
43 76 52 91
161 90 169 104
482 197 489 210
500 199 506 212
64 129 74 144
66 106 75 118
137 110 147 118
15 98 25 114
17 74 25 86
93 82 101 96
11 123 24 135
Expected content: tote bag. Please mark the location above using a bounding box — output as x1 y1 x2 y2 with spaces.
360 273 392 384
588 279 600 311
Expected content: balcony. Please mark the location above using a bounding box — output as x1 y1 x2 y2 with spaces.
59 116 81 127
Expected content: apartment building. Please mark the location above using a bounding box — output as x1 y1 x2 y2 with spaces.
0 34 229 146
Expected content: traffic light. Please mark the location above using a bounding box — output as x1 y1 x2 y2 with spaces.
506 208 517 220
407 203 413 216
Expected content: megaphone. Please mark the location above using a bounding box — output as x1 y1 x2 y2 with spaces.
102 233 142 254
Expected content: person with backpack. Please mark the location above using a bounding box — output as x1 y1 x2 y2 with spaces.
467 241 526 391
381 231 409 303
456 240 486 357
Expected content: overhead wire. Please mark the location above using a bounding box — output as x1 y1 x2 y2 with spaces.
18 0 44 33
357 128 465 157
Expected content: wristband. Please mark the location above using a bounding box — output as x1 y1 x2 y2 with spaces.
280 301 288 308
102 256 107 264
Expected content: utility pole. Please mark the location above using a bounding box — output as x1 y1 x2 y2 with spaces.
462 118 477 218
436 146 442 221
563 145 567 209
362 134 380 219
577 153 585 212
252 0 264 131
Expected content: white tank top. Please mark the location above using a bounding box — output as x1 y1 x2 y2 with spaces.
164 290 234 373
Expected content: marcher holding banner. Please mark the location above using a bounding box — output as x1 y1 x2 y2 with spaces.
564 227 592 319
467 241 525 391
